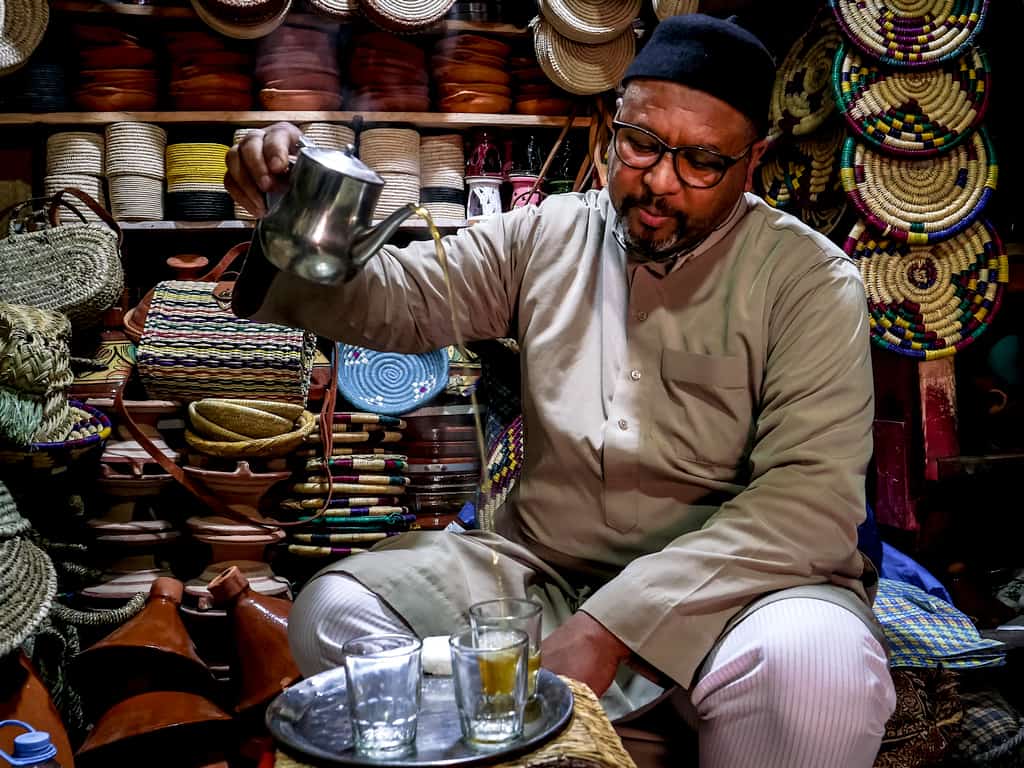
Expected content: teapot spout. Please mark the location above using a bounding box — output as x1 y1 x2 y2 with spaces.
351 203 419 270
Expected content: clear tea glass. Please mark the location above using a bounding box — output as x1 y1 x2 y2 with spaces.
468 598 543 698
449 626 529 746
342 633 422 757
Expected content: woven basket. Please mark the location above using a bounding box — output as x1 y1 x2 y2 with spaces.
361 0 455 33
185 409 316 458
846 217 1008 360
360 128 421 175
769 13 841 138
46 131 105 176
532 16 634 96
840 128 996 245
833 43 989 157
0 401 111 470
652 0 698 20
538 0 640 44
0 0 49 76
829 0 989 69
306 0 357 20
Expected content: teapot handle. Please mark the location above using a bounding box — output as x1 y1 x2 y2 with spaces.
264 132 316 213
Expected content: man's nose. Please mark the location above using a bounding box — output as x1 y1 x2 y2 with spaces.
642 152 682 196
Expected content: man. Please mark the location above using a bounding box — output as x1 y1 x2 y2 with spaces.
226 14 896 767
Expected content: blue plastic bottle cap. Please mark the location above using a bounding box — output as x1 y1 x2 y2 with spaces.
12 731 57 765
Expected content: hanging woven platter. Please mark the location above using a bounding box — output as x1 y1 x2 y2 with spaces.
360 0 455 33
833 42 989 157
828 0 989 68
755 122 845 210
337 344 449 416
652 0 698 21
846 217 1007 359
537 0 641 45
532 16 635 96
0 0 49 76
840 128 996 245
768 14 842 138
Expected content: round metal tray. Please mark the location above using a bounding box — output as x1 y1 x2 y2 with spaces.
267 668 574 766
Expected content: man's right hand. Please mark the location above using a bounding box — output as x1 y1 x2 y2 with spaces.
224 121 304 218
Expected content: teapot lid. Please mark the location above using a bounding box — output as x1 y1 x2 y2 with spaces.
301 146 384 186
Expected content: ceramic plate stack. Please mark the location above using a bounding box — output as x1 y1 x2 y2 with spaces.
360 128 420 220
105 123 167 222
71 25 159 111
361 0 455 33
256 23 342 111
165 142 233 221
278 413 415 564
0 0 49 76
509 49 574 116
768 13 841 139
191 0 292 40
420 134 465 221
531 13 635 96
347 30 429 111
166 30 254 110
432 34 512 113
44 131 108 223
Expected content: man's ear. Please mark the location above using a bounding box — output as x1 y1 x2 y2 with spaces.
744 138 770 193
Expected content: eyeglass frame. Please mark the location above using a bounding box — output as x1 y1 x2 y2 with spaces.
610 118 756 189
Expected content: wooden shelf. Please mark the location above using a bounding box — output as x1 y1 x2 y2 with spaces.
50 0 529 35
0 111 589 129
119 218 469 230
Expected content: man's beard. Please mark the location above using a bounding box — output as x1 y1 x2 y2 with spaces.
616 192 706 264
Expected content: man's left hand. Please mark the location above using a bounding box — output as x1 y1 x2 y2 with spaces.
540 611 631 696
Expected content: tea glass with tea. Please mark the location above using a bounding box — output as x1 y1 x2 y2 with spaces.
449 626 529 746
468 598 543 698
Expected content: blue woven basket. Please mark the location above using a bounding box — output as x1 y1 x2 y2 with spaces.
337 344 449 416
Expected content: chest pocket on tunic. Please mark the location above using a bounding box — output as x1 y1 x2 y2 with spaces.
657 349 752 471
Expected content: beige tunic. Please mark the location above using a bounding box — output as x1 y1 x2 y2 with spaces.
237 189 875 688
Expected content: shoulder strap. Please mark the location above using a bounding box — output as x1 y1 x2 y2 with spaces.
49 187 124 248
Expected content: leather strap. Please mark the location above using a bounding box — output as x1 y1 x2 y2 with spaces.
49 187 124 248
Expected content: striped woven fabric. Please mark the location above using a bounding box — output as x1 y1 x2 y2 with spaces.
138 280 316 403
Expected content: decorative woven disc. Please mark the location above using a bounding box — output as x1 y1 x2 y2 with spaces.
829 0 989 68
847 217 1007 359
532 15 635 96
338 344 449 416
833 42 989 157
538 0 641 45
840 128 996 245
0 0 49 76
361 0 455 32
756 122 845 209
769 14 842 138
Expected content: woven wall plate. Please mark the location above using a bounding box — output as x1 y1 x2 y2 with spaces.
833 42 989 157
755 122 845 209
338 344 449 416
840 128 996 244
538 0 640 44
361 0 455 33
653 0 698 20
846 217 1007 359
0 0 49 76
532 16 635 96
829 0 989 68
769 14 841 138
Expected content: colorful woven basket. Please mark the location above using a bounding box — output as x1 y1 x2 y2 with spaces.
756 122 845 209
0 401 111 470
476 414 523 532
337 344 449 416
829 0 989 69
833 42 990 157
846 217 1007 359
769 13 842 138
840 128 997 245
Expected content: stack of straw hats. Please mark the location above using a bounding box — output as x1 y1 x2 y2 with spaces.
44 131 108 222
299 122 355 151
165 142 233 221
360 128 420 220
360 0 455 33
531 0 638 96
419 134 465 221
0 0 49 77
105 122 167 222
191 0 292 39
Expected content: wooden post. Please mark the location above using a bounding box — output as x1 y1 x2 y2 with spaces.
919 358 959 482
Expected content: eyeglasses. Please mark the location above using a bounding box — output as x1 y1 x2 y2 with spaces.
611 119 754 189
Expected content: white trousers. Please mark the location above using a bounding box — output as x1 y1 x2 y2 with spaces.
290 574 896 768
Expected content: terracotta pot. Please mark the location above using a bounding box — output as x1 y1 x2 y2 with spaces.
0 653 75 768
76 691 232 768
208 565 301 712
181 462 291 520
73 578 213 717
173 91 254 110
187 516 284 563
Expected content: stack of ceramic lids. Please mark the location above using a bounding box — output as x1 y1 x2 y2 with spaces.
105 122 167 222
432 34 512 113
531 0 638 96
347 30 429 112
280 413 415 562
165 142 233 221
360 128 420 220
166 29 254 111
0 0 49 76
191 0 291 40
361 0 455 33
72 25 159 111
651 0 697 19
256 23 342 111
827 0 1005 359
420 134 465 221
44 131 108 223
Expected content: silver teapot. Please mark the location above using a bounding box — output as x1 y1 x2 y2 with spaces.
257 136 417 285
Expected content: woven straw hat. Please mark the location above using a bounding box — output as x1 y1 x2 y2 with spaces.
299 122 355 150
306 0 357 20
375 172 420 218
840 128 996 245
532 16 635 96
846 217 1007 360
361 0 455 33
46 131 105 177
769 14 841 138
361 128 421 176
106 122 167 178
834 43 990 158
0 481 57 658
829 0 989 69
652 0 698 20
0 0 49 76
191 0 292 40
538 0 640 44
109 175 164 221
